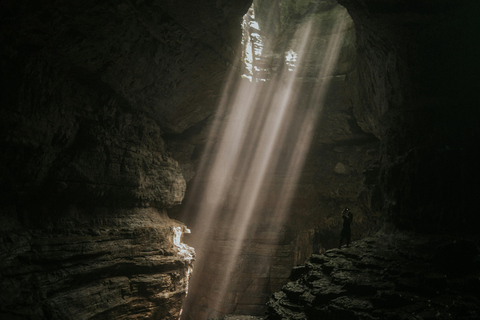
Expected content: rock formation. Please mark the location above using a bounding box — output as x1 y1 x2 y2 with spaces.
337 0 480 232
0 207 194 319
0 0 248 318
267 233 480 319
1 0 479 319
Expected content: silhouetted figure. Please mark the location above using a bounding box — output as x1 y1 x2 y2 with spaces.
312 227 325 254
339 207 353 248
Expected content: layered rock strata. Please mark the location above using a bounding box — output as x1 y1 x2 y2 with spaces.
0 207 194 319
0 0 250 318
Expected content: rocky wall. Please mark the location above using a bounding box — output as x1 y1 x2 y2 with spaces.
336 0 480 232
0 0 252 318
5 0 476 318
267 232 480 319
0 207 193 319
265 1 480 319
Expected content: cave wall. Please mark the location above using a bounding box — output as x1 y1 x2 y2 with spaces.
1 207 193 320
2 0 477 319
266 1 480 319
0 0 251 318
337 0 480 232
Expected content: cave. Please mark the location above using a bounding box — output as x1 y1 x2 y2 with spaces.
1 0 479 320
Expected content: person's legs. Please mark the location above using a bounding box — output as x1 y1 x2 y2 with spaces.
339 229 344 248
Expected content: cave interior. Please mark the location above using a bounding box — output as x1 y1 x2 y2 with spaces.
1 0 479 320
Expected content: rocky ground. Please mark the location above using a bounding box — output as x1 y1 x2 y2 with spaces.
266 231 480 320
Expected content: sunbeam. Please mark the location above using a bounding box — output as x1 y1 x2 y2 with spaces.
180 4 351 319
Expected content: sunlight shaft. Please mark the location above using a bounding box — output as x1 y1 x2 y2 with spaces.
181 6 350 319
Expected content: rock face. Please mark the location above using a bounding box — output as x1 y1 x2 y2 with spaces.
0 207 194 319
266 0 480 319
2 0 479 319
267 232 480 319
336 0 480 232
0 0 249 318
0 0 247 206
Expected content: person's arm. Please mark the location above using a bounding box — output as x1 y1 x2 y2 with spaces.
341 207 349 219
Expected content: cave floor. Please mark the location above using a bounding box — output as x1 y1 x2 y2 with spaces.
266 231 480 320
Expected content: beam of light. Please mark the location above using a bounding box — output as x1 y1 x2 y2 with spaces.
208 19 316 315
269 12 349 234
180 5 350 320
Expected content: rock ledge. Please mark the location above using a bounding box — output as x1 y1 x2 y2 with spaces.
267 232 480 320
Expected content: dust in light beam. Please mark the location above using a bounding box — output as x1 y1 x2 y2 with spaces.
181 4 349 319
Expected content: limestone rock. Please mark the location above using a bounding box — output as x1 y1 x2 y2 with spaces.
267 233 480 320
0 0 245 318
337 0 480 231
0 207 194 319
0 0 245 208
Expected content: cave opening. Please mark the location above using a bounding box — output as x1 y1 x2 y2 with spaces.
175 2 370 319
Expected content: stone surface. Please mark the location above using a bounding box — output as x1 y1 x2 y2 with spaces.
265 1 480 319
0 207 194 319
267 232 480 320
0 0 249 207
337 0 480 232
1 0 479 319
0 0 248 318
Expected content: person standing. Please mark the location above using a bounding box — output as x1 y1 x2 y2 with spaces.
339 207 353 248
